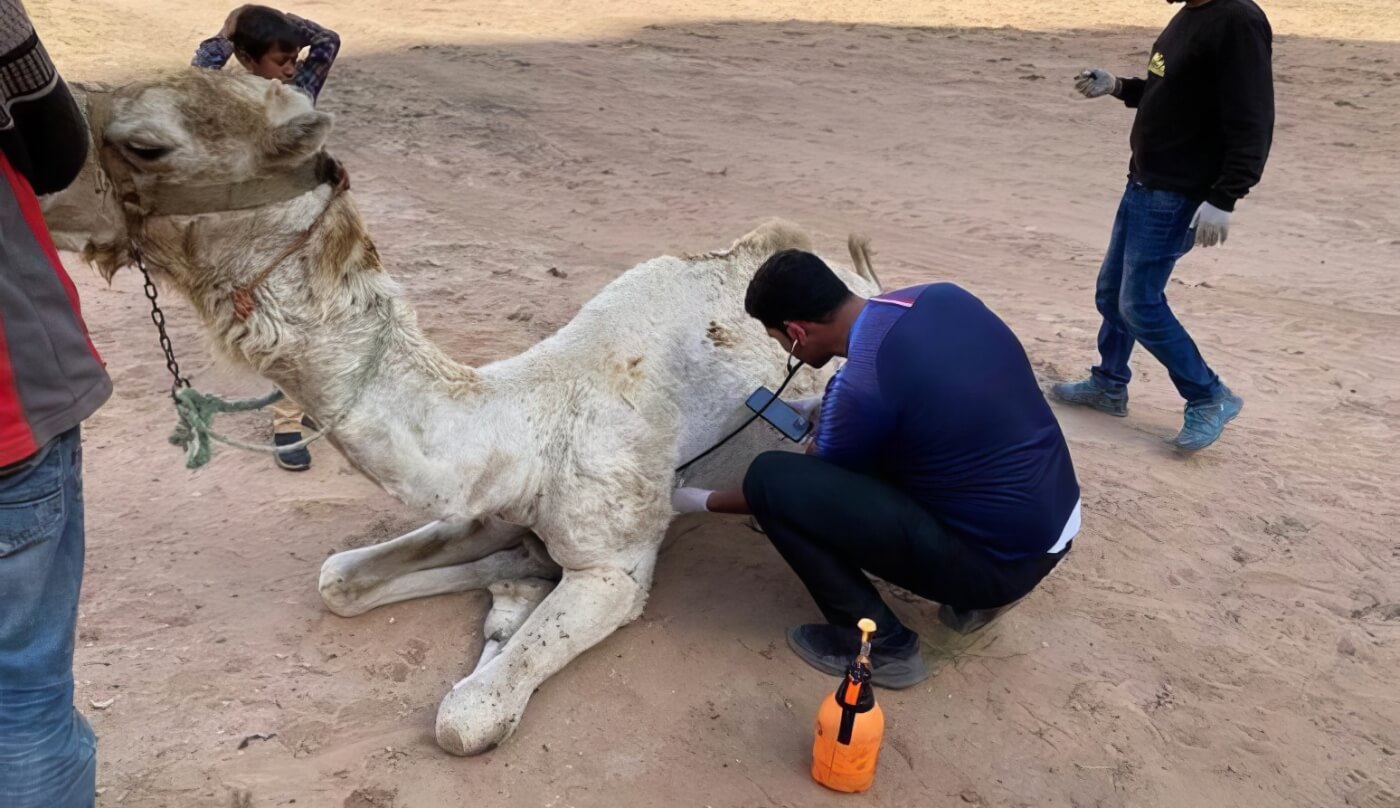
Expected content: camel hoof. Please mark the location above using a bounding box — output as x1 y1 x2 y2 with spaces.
318 558 374 618
435 721 500 757
434 675 523 756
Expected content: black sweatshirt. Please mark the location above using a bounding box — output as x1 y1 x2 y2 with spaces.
1117 0 1274 212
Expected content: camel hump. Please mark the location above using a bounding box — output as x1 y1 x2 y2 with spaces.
725 218 814 260
847 234 881 291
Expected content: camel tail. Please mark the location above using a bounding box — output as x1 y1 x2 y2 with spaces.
847 234 881 291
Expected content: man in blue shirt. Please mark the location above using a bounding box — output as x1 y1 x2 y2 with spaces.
673 250 1081 688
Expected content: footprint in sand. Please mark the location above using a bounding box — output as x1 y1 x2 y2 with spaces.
344 787 398 808
1336 769 1400 808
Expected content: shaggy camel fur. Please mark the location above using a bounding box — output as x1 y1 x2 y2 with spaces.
43 69 880 755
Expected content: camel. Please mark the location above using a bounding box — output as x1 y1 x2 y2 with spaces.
43 69 880 756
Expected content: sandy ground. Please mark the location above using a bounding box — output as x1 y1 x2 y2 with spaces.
21 0 1400 805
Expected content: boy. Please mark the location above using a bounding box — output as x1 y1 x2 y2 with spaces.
194 4 340 103
193 6 341 470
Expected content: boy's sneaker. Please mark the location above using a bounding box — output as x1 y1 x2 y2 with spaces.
1170 387 1243 453
785 624 929 689
1049 378 1128 417
274 431 312 472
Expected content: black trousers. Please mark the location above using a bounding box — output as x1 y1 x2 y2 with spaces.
743 451 1067 636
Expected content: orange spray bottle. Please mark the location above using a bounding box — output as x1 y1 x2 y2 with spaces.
811 618 885 793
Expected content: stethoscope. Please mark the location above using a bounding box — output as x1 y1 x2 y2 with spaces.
675 344 806 474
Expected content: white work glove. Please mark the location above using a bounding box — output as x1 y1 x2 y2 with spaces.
671 487 714 514
789 396 822 445
1074 68 1120 99
789 396 822 420
1190 202 1231 248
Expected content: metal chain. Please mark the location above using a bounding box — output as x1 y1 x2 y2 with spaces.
134 247 190 402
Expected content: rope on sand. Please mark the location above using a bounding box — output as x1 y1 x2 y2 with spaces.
168 387 329 469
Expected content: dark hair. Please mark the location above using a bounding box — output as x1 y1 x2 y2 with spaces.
230 6 301 60
744 249 853 331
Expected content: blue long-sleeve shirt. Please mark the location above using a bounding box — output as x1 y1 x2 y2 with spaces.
815 283 1081 561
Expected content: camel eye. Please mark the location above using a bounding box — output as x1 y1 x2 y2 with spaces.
126 143 172 161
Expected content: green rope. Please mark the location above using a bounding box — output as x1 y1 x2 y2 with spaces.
168 387 321 469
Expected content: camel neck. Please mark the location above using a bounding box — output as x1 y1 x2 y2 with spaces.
277 322 533 521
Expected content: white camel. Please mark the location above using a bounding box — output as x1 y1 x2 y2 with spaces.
45 69 880 755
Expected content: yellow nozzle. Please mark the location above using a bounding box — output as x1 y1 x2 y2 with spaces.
857 618 877 643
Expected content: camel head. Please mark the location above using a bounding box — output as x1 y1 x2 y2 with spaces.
45 69 335 283
44 70 399 381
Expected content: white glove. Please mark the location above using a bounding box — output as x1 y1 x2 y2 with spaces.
789 396 822 420
1075 68 1119 99
671 487 714 514
1190 202 1231 248
788 396 822 445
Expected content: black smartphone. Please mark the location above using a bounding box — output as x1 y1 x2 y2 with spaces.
745 386 811 442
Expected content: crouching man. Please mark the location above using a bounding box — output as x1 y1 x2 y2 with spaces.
673 250 1082 687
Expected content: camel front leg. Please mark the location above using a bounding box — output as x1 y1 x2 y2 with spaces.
434 563 649 756
319 518 531 616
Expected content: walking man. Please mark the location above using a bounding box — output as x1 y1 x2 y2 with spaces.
1054 0 1274 451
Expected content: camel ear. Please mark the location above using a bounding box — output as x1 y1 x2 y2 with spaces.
263 110 332 163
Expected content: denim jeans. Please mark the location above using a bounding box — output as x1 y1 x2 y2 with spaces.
1091 182 1223 406
0 427 96 808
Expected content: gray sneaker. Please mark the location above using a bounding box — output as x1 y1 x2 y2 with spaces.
1050 378 1128 417
785 624 929 690
1170 387 1243 452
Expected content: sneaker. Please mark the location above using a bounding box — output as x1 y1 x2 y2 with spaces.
1170 387 1243 453
785 624 929 689
1049 378 1128 417
274 431 312 472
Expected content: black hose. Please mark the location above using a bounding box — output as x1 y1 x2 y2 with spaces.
675 357 805 474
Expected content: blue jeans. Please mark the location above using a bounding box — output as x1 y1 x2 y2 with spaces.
1091 182 1223 406
0 428 96 808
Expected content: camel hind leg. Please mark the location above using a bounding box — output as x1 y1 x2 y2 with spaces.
323 544 560 617
319 519 549 616
474 577 557 672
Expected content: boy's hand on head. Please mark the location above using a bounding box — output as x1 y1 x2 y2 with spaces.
282 12 312 47
220 4 252 38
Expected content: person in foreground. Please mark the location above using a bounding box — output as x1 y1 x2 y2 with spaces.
1 1 113 805
1057 0 1274 452
672 251 1081 689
